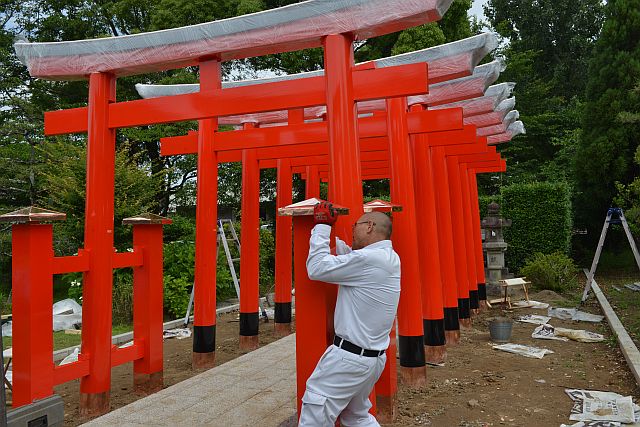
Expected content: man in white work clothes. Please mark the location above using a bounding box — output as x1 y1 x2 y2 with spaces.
298 201 401 427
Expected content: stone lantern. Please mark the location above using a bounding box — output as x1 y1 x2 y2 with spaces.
481 202 513 293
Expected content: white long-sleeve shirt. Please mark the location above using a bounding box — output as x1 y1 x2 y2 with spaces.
306 224 401 351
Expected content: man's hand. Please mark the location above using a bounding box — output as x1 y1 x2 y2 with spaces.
314 201 338 226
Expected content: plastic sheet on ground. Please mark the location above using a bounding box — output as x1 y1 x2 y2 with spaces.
561 422 621 427
53 299 82 315
15 0 456 80
59 348 80 366
2 321 11 337
565 389 639 425
533 324 570 341
554 327 605 343
492 343 554 359
512 300 549 309
53 298 83 332
624 283 640 292
548 307 604 323
518 314 551 325
163 328 192 340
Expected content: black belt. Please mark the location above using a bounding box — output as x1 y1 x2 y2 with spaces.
333 336 385 357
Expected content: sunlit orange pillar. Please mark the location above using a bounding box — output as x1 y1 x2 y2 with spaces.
431 147 460 345
386 97 426 388
410 107 446 365
240 143 261 351
469 170 488 308
193 60 221 369
131 218 169 393
274 158 293 336
460 164 479 314
80 72 116 416
446 155 471 328
11 222 55 407
293 214 334 416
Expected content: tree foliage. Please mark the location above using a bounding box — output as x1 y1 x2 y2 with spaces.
575 0 640 242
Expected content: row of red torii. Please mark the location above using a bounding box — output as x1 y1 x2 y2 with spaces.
6 0 524 421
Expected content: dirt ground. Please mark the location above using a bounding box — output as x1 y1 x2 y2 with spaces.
50 311 293 426
386 289 640 427
6 288 640 427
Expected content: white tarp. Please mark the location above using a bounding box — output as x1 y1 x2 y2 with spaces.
548 307 604 323
492 343 554 359
53 298 83 332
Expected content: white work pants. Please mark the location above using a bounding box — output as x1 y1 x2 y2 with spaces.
299 345 386 427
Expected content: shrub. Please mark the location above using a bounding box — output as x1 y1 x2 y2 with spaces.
163 275 191 319
520 252 578 293
501 181 572 273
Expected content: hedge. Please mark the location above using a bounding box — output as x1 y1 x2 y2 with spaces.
501 182 572 273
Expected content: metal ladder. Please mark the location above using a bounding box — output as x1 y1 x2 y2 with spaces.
183 219 268 326
581 208 640 302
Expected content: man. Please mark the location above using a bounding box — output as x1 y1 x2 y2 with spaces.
299 201 401 427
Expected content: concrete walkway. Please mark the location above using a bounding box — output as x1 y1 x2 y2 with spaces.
85 334 297 426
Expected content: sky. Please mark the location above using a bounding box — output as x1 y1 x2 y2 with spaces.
470 0 488 20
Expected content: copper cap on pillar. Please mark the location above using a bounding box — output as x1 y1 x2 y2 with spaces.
0 206 66 224
122 213 172 226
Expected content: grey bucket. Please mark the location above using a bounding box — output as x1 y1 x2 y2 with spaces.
489 317 513 342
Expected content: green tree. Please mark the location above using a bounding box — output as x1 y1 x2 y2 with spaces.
575 0 640 245
482 0 604 200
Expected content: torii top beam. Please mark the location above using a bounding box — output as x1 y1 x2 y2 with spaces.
14 0 455 80
135 58 504 128
135 32 498 99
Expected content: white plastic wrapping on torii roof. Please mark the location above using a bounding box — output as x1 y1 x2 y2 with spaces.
14 0 455 80
309 58 505 119
487 120 526 145
135 32 498 99
463 98 515 128
431 82 514 117
134 33 499 125
141 57 505 127
476 110 520 137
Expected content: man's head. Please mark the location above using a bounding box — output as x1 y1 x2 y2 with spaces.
351 211 393 250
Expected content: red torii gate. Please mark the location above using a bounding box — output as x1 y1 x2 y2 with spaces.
10 0 458 417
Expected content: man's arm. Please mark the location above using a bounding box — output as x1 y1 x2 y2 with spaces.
306 224 366 284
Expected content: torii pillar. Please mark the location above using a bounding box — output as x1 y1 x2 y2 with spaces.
192 60 221 369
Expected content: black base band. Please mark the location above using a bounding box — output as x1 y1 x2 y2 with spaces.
398 335 426 368
458 298 471 319
478 283 487 300
274 302 292 323
193 325 216 353
469 290 479 309
423 319 446 346
240 312 259 336
444 307 460 331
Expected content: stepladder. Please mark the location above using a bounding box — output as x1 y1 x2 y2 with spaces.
184 218 268 326
581 208 640 302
